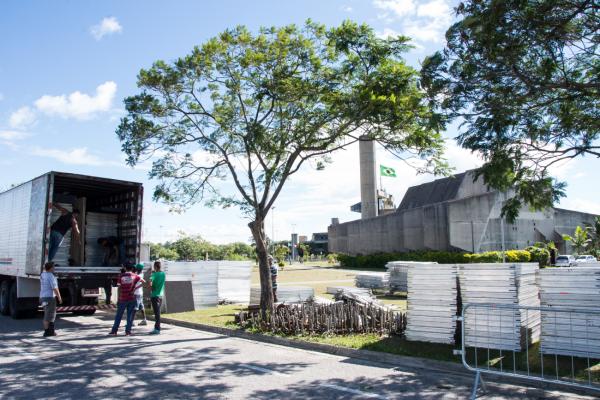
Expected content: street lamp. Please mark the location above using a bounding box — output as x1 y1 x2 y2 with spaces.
271 207 275 254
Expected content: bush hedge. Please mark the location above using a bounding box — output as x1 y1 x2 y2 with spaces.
524 246 550 267
338 249 534 269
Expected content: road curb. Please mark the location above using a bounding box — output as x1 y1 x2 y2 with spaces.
158 316 468 376
158 316 598 398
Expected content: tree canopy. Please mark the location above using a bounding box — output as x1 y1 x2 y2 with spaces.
117 20 448 312
148 235 255 261
421 0 599 220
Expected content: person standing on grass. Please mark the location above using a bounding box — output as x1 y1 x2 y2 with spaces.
133 263 148 326
297 246 304 264
40 262 62 337
149 260 166 335
268 255 278 302
109 264 143 336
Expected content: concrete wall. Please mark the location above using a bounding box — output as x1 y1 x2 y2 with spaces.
359 137 377 219
328 203 451 255
553 209 597 253
329 190 598 255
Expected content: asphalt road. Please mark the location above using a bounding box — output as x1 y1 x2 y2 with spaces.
0 312 594 400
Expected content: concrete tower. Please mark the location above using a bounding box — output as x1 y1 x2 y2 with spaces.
359 135 378 219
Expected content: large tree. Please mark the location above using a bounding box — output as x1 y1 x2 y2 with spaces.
117 21 448 314
421 0 599 220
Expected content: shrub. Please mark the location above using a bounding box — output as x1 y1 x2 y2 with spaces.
338 250 470 268
338 249 535 268
505 250 531 262
327 253 338 264
465 251 502 263
525 246 550 267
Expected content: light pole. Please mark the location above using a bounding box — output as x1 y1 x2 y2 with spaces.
291 223 297 262
271 207 275 255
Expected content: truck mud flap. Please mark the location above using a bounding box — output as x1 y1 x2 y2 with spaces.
55 304 117 312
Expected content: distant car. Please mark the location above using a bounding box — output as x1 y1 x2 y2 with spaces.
555 255 576 267
574 255 597 265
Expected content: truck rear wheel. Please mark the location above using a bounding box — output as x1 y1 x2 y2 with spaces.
0 280 10 315
9 282 24 319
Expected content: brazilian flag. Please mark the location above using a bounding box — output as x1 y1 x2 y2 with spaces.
380 165 396 177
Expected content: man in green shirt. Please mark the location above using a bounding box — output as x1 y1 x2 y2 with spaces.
149 260 166 335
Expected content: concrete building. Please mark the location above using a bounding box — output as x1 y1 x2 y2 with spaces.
329 170 597 255
359 136 378 219
308 232 328 254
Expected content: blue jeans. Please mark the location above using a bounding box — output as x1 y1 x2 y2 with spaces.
48 230 64 262
111 300 136 333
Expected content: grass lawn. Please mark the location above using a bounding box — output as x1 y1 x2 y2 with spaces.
165 305 457 363
250 264 407 309
296 333 458 363
165 304 244 328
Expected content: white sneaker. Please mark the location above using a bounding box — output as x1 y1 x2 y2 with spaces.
138 320 148 326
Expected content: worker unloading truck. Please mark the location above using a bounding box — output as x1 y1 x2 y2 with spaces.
0 171 143 318
48 203 81 263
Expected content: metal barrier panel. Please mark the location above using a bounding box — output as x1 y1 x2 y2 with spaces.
459 303 600 399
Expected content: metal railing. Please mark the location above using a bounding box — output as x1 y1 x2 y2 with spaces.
456 303 600 399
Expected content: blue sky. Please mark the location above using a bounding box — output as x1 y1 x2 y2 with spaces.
1 0 597 244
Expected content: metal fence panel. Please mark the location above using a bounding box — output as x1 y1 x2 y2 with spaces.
85 212 118 266
217 261 252 304
459 263 540 351
405 263 457 344
460 303 600 399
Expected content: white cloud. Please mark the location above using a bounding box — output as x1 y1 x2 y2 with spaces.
30 146 121 167
444 139 483 172
90 17 122 40
34 81 117 120
0 130 30 141
9 106 36 129
377 27 402 39
342 5 354 12
560 198 600 216
373 0 416 17
417 0 450 18
373 0 453 44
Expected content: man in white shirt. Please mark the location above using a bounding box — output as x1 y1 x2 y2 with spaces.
39 262 62 337
133 264 147 326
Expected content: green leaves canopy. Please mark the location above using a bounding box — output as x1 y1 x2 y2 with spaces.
117 21 448 218
421 0 599 221
562 225 591 255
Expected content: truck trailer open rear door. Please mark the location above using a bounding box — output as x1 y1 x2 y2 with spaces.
25 174 50 276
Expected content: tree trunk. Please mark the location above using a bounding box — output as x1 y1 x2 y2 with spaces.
249 217 274 318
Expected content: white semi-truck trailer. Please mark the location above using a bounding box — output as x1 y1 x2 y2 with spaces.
0 171 143 318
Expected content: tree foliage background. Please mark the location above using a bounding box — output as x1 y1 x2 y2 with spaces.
148 234 255 261
422 0 599 220
118 20 449 312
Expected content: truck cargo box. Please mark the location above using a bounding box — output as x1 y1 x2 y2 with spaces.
0 171 143 317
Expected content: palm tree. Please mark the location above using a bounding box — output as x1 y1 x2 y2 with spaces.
584 217 600 252
562 226 592 255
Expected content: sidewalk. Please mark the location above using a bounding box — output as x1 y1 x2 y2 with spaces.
157 315 599 399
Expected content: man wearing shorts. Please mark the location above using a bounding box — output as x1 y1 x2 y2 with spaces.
133 263 147 326
39 262 62 337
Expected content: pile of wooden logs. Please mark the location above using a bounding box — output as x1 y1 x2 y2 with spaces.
238 300 405 335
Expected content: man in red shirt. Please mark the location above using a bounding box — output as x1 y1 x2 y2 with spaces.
109 264 144 335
